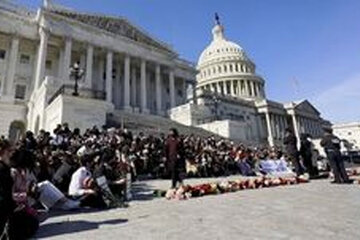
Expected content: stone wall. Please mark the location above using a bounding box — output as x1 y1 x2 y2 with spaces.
45 94 113 134
0 101 26 137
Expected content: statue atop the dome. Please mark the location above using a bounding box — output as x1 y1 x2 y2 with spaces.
215 13 221 25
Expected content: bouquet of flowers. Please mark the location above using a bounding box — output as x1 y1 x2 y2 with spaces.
164 175 310 200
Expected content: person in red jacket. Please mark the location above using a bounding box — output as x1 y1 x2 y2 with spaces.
165 128 185 189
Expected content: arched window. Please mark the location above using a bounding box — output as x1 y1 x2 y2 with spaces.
224 65 227 73
213 67 216 74
218 66 222 73
229 64 233 72
235 64 239 72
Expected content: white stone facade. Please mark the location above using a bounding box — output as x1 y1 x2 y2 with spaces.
170 18 330 146
333 122 360 150
0 1 196 139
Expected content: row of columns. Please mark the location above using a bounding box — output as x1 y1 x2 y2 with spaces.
296 116 322 138
201 79 264 98
32 27 179 114
0 36 19 100
200 62 253 80
265 112 288 146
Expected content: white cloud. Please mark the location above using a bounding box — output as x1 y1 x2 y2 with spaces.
313 73 360 123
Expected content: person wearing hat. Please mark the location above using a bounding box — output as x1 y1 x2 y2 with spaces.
320 128 352 184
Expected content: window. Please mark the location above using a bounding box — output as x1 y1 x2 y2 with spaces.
15 84 26 99
45 60 52 70
0 49 5 59
20 54 30 64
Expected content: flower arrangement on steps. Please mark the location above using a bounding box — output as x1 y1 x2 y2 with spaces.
154 176 310 201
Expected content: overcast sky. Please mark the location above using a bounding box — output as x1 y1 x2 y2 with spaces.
13 0 360 123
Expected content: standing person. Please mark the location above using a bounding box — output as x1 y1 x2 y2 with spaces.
283 128 302 176
320 129 352 184
165 128 184 189
300 134 317 178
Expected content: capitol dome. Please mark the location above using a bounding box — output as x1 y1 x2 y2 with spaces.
196 17 265 100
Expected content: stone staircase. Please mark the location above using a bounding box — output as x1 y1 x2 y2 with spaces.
107 110 220 138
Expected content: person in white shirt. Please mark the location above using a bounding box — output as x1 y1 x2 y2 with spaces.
68 157 106 208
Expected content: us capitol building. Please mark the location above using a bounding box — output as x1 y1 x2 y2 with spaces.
0 0 330 147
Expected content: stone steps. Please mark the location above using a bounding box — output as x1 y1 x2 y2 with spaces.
107 110 220 138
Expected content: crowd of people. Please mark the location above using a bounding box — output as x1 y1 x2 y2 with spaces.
0 122 351 239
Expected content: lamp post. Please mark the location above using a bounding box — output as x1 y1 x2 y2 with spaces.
70 61 84 96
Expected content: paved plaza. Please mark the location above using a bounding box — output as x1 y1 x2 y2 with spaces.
37 178 360 240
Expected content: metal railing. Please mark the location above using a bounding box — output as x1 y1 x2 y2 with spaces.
47 84 106 105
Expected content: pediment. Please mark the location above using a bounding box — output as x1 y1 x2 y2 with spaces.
51 9 174 54
294 100 320 116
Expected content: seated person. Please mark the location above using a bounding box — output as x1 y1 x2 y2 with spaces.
0 140 39 240
68 156 106 208
259 158 294 176
10 148 79 211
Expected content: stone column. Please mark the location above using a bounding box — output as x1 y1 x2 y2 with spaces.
105 51 113 103
244 80 249 96
123 54 131 111
270 114 277 139
242 80 246 95
34 28 49 90
61 37 72 83
230 80 235 96
131 67 137 108
291 114 301 148
251 81 256 97
140 59 149 113
155 64 162 114
98 57 104 90
216 81 221 95
276 115 281 139
265 112 274 147
279 116 285 138
256 83 261 98
182 79 187 103
57 49 64 81
85 44 93 88
223 81 228 95
210 83 215 92
3 37 19 99
237 80 245 96
169 70 175 108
